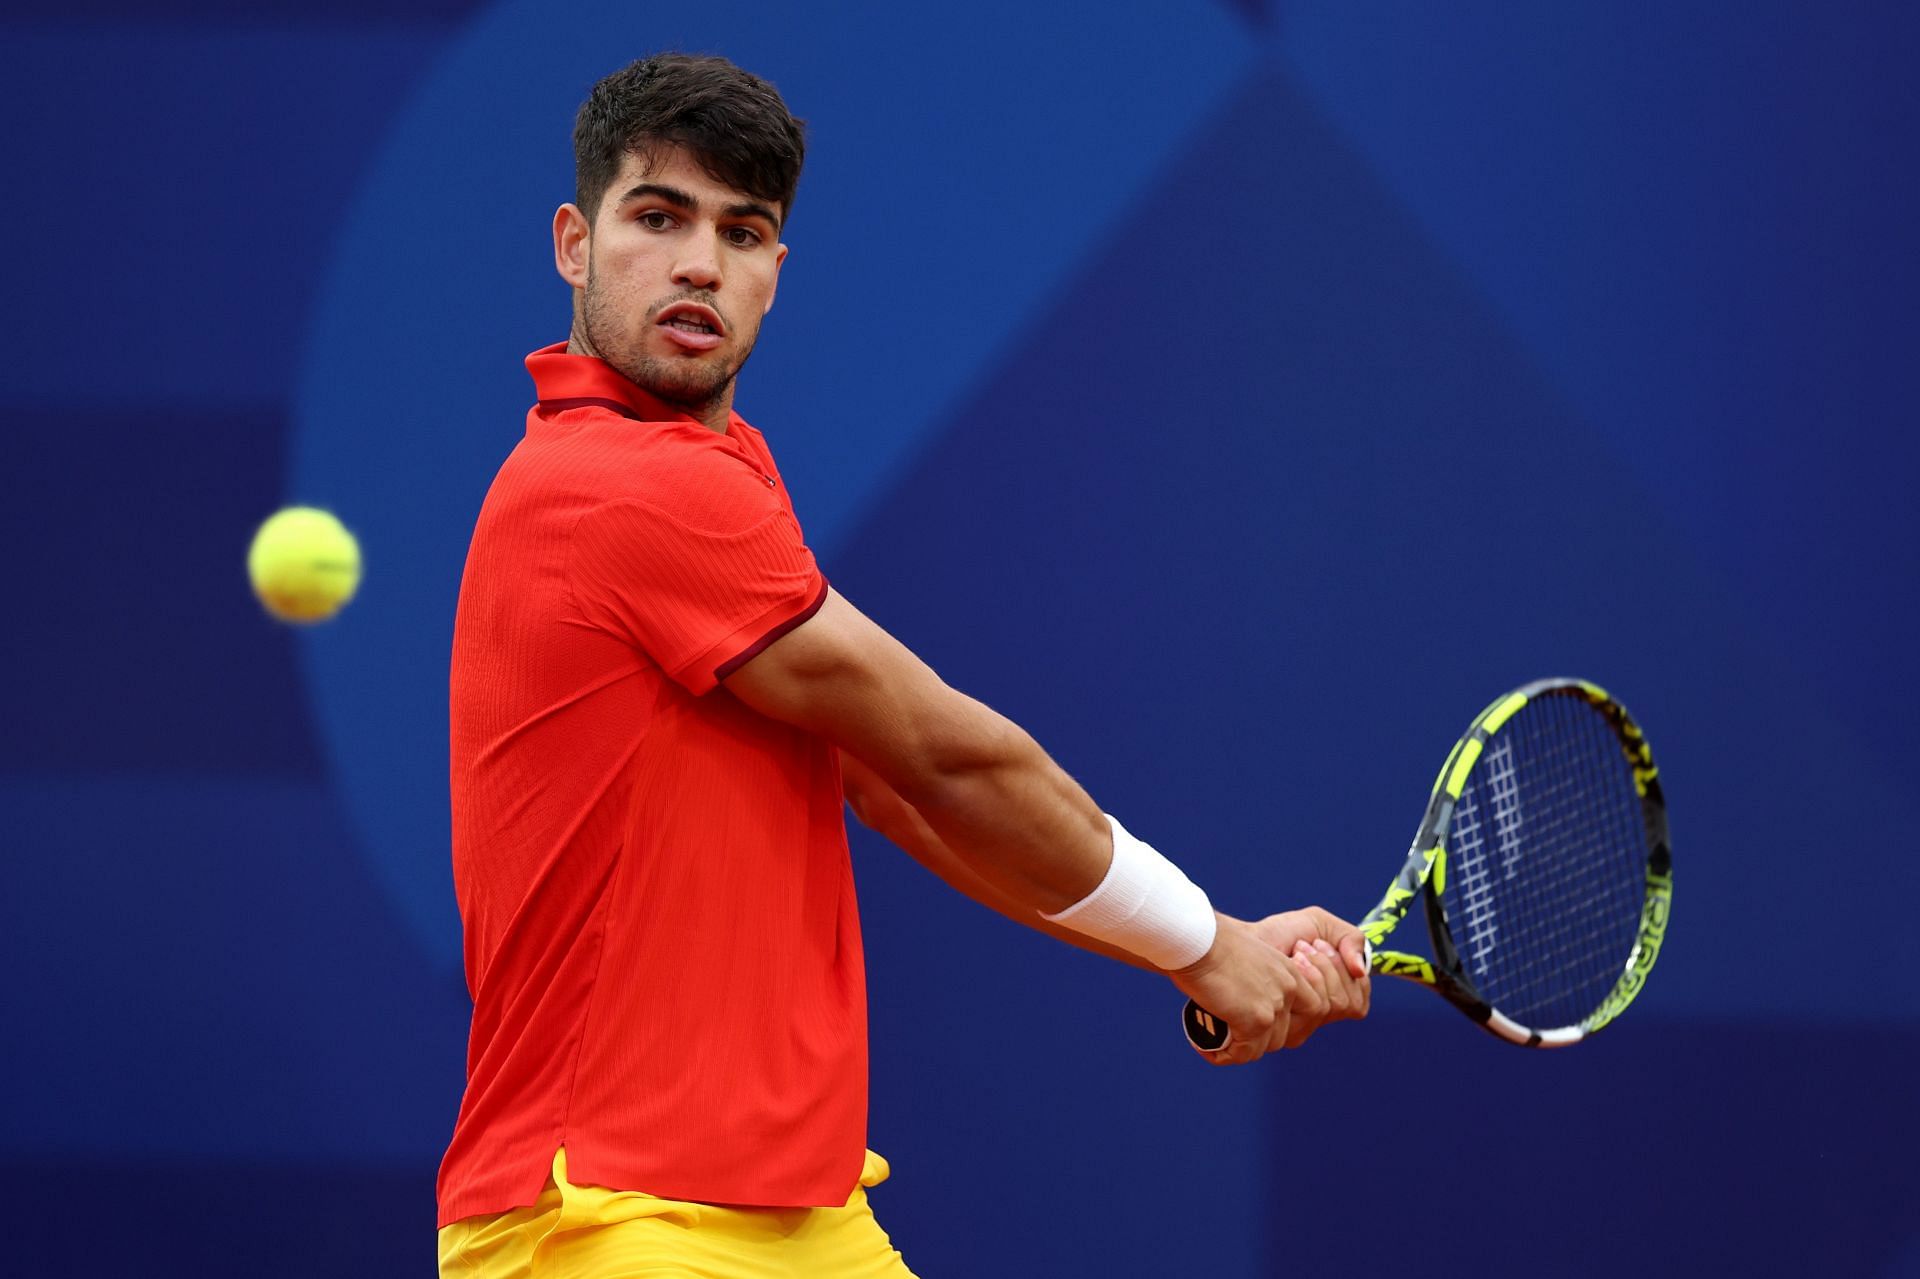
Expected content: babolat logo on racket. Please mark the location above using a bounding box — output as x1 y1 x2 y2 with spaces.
1183 1002 1230 1052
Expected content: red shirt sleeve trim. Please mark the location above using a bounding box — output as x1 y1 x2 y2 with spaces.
710 576 831 686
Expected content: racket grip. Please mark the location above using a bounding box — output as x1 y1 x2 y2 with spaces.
1182 940 1374 1054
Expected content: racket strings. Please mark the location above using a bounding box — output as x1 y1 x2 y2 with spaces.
1441 693 1649 1030
1480 696 1645 1019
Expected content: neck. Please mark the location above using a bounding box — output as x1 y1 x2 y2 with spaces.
687 391 733 435
566 323 732 435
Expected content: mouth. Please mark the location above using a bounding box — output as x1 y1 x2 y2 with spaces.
655 302 726 352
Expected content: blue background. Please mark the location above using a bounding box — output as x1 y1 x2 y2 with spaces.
3 2 1916 1275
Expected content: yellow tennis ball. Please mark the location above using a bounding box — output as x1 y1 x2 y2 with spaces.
247 506 362 624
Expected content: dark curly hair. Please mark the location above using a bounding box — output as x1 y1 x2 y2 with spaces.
573 53 807 229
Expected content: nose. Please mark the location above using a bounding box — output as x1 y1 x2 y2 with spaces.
672 232 722 291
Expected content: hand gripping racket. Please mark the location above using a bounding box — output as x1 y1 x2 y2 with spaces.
1183 678 1672 1052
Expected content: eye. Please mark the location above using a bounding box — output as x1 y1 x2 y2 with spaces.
638 210 674 231
724 226 763 248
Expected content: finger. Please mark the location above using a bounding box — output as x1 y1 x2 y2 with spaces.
1290 971 1320 1044
1311 942 1370 1021
1285 945 1330 1044
1227 1004 1278 1064
1303 910 1367 975
1291 941 1328 981
1258 1004 1291 1059
1305 944 1352 1013
1300 947 1356 1032
1341 972 1368 1020
1290 942 1330 1009
1336 932 1369 979
1328 941 1371 1017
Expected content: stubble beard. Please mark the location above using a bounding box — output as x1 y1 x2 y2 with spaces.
578 258 758 417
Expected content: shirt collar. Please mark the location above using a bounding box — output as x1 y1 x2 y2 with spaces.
524 341 746 434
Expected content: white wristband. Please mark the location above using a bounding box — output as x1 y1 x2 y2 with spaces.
1040 814 1217 970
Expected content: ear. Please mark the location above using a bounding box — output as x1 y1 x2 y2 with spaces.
553 203 591 289
764 242 789 315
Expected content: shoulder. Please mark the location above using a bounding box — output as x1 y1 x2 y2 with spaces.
528 410 781 535
580 453 789 555
617 431 784 537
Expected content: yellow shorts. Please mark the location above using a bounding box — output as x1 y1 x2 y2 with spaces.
438 1148 918 1279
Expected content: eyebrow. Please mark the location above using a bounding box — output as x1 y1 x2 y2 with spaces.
615 182 782 231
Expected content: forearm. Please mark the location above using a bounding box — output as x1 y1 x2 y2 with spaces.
845 752 1156 972
865 692 1114 915
722 588 1207 960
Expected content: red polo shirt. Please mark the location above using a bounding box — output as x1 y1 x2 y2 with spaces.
437 344 866 1226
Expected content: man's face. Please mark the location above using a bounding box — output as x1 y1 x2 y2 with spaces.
562 144 787 420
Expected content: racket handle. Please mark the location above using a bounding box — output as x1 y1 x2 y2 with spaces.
1182 940 1374 1054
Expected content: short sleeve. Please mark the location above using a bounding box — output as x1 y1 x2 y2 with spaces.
567 477 826 695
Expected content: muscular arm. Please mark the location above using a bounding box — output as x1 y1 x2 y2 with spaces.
837 749 1154 972
725 588 1113 914
724 586 1368 1061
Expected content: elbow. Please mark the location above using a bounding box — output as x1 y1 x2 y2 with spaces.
844 784 887 834
841 752 913 839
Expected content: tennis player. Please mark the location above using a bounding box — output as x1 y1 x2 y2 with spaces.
436 52 1371 1278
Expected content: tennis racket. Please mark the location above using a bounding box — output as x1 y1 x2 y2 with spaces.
1183 678 1672 1052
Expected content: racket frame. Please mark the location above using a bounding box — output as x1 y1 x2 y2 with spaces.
1360 677 1671 1047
